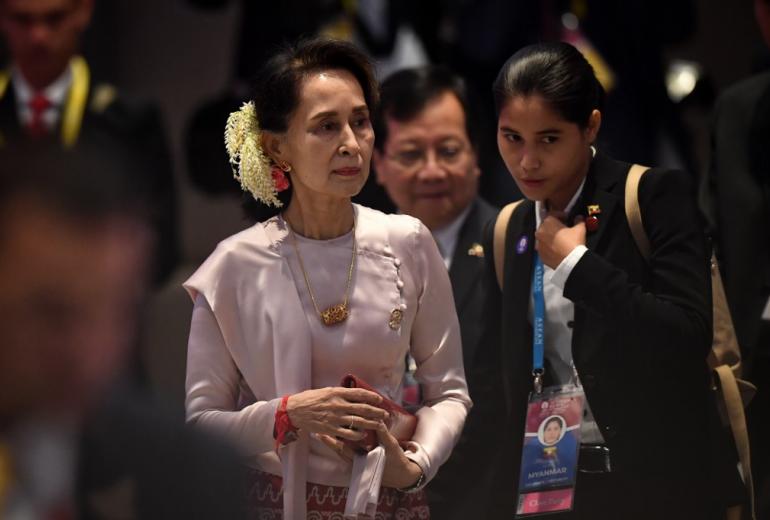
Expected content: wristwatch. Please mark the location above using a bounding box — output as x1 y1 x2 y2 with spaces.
399 467 426 494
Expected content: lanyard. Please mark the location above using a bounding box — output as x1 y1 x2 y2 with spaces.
532 253 546 393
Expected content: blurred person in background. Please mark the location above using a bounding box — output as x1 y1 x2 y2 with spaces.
0 142 244 519
372 65 497 372
702 0 770 516
0 0 179 286
370 64 498 519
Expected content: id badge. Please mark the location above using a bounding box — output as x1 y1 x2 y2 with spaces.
516 384 585 517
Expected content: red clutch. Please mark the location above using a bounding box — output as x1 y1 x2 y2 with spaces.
340 374 418 453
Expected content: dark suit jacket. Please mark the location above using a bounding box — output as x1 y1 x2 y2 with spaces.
464 152 734 519
426 198 498 519
704 71 770 370
448 198 499 371
0 68 179 286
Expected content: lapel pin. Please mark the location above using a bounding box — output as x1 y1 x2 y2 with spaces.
467 243 484 257
516 235 529 255
586 204 601 232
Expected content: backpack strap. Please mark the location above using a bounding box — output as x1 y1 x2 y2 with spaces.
623 164 756 519
493 200 524 289
624 164 651 260
716 364 755 518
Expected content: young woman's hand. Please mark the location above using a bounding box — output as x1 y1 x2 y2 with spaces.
535 211 586 269
286 387 388 440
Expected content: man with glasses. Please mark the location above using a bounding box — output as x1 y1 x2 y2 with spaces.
372 65 498 519
373 65 497 367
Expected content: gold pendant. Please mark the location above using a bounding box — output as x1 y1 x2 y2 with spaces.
320 303 349 326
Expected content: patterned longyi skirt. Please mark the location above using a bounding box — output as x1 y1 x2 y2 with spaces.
246 468 430 519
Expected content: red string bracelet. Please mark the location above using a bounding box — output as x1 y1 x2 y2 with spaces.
273 394 299 450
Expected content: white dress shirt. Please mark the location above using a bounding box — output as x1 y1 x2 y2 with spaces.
12 64 72 131
530 177 605 444
2 416 77 520
431 205 472 270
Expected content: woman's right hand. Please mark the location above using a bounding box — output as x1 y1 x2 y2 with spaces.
286 387 389 440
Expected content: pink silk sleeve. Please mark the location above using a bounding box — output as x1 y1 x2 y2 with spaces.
185 294 281 456
403 221 473 483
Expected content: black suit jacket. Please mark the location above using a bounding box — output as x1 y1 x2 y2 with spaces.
465 152 734 519
704 71 770 370
447 198 499 371
425 198 498 519
0 69 179 285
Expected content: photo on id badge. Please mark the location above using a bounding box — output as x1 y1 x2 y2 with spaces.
516 387 584 516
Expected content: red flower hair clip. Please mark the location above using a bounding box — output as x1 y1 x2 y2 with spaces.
271 165 291 192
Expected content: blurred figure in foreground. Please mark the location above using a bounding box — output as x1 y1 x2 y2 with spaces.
0 144 244 519
0 0 179 285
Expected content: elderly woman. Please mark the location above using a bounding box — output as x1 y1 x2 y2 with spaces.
183 38 470 519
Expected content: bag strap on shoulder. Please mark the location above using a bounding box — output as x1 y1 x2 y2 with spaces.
625 164 651 260
623 164 756 519
493 200 524 289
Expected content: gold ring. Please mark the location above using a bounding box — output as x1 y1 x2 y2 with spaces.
349 417 355 430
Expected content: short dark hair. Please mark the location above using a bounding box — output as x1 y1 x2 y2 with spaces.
374 65 478 151
493 42 604 128
243 37 378 219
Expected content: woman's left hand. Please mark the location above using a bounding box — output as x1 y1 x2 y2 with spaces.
375 422 423 489
316 422 423 489
535 211 586 269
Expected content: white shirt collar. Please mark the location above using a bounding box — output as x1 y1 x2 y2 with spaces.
534 146 595 228
13 63 73 107
12 62 73 129
535 176 587 229
431 204 473 270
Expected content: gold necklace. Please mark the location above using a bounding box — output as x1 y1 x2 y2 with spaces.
287 217 357 326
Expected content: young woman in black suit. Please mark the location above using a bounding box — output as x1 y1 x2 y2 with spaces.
462 42 743 519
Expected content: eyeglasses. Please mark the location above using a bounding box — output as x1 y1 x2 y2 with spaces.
385 142 469 171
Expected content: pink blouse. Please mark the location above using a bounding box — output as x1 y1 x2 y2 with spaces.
184 205 471 516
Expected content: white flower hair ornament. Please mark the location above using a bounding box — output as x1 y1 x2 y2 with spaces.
224 101 290 207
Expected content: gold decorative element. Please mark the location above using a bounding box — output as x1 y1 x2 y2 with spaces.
320 303 350 326
287 217 357 327
389 308 403 330
587 204 601 215
467 243 484 257
90 83 118 113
